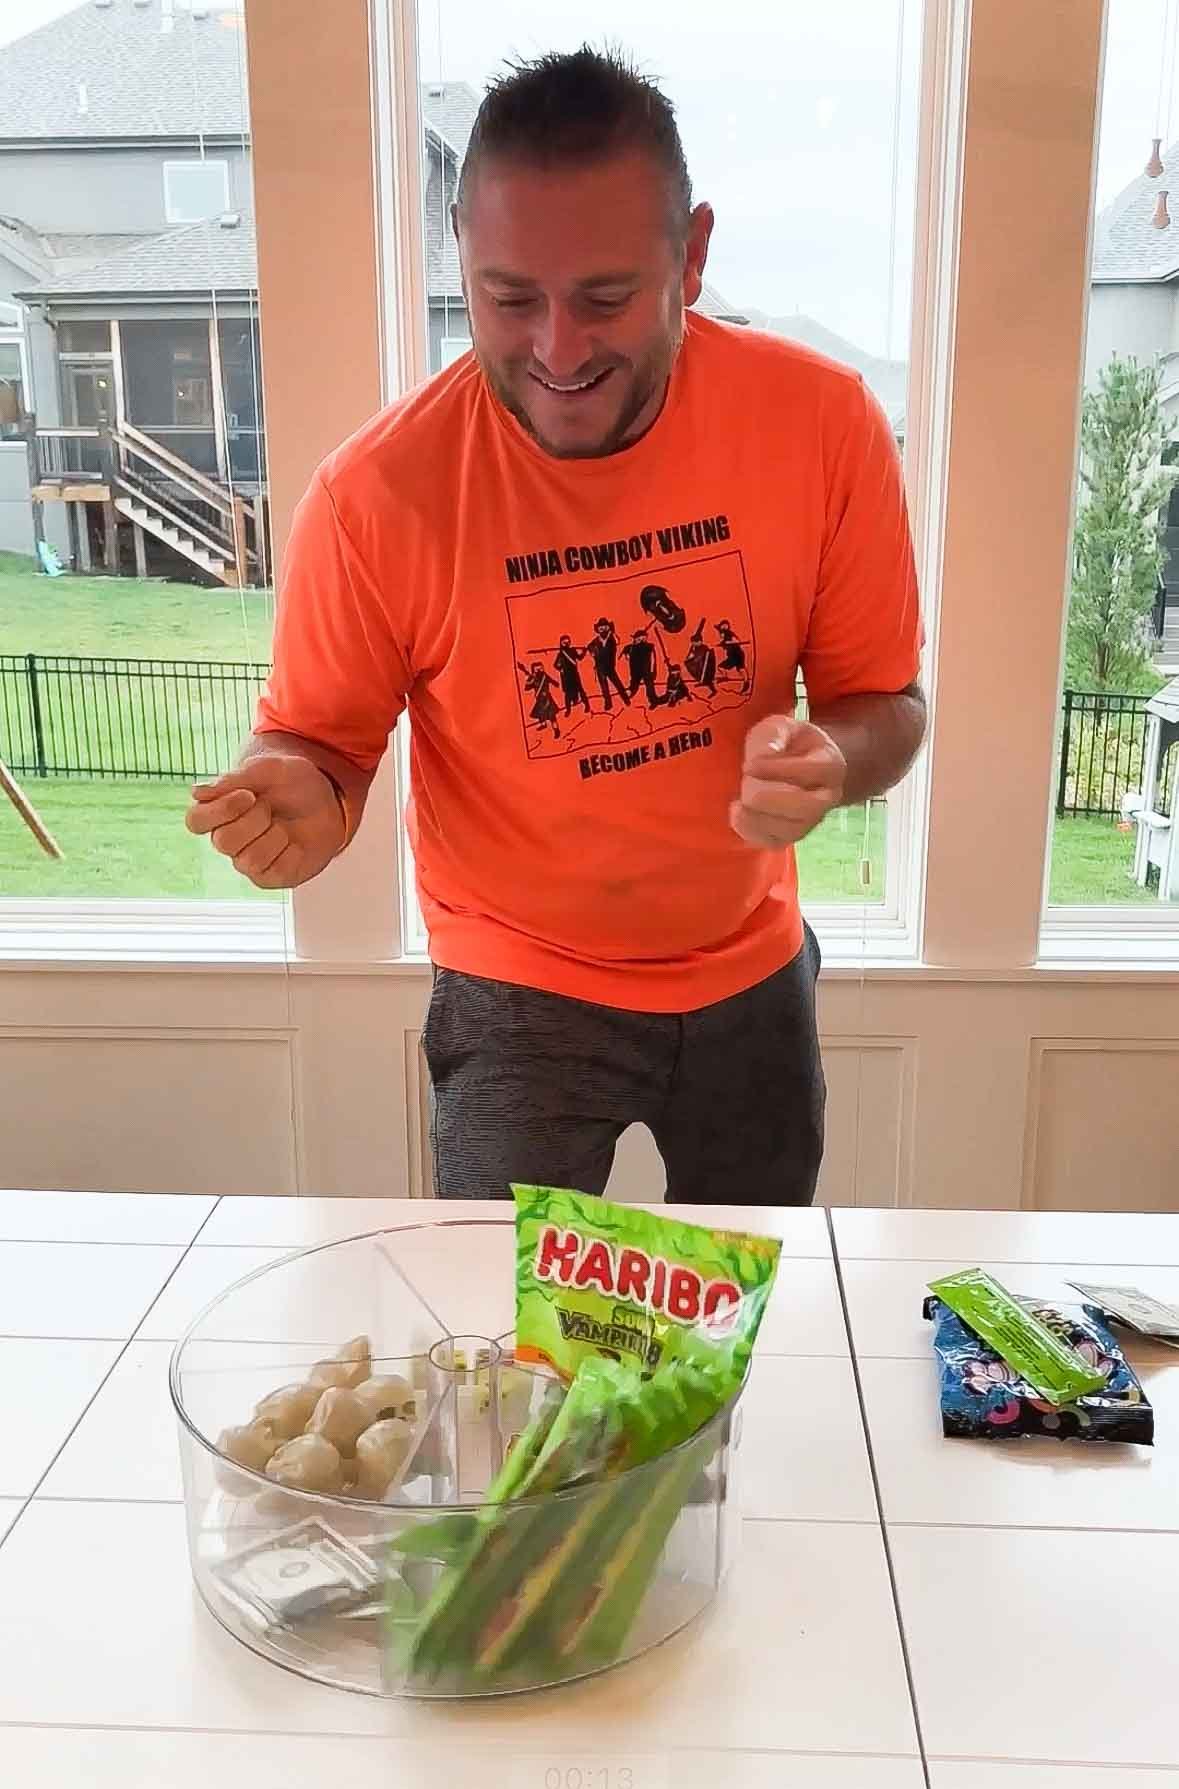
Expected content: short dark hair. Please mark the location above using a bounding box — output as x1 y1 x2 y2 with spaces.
458 46 692 231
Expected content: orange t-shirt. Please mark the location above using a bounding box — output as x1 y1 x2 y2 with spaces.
256 315 920 1012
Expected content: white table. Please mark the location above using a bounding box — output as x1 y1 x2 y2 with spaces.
0 1193 1175 1787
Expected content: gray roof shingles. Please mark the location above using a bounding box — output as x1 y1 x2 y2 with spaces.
0 0 247 142
0 15 781 345
1093 140 1179 282
18 214 257 296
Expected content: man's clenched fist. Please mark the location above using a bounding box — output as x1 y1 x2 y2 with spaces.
185 754 346 889
730 714 847 851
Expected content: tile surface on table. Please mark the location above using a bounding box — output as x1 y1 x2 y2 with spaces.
891 1523 1179 1769
836 1254 1179 1364
0 1189 214 1245
0 1500 920 1759
0 1337 122 1494
858 1352 1178 1530
931 1768 1179 1787
40 1339 186 1502
0 1500 21 1543
0 1731 927 1789
741 1354 878 1521
833 1206 1179 1266
200 1196 832 1254
0 1240 184 1339
133 1245 291 1341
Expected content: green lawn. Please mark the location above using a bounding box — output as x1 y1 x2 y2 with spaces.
796 801 887 903
0 556 1166 910
0 778 277 899
0 552 274 661
1046 814 1154 905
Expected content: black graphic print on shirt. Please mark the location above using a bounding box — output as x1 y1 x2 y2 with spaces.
507 550 756 763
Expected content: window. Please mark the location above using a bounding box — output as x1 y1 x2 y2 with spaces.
0 0 273 924
1046 0 1179 924
0 340 24 423
400 0 923 959
57 323 112 356
163 158 231 224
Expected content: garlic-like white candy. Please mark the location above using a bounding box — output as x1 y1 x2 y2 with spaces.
216 1418 278 1478
306 1386 371 1457
253 1382 321 1439
264 1432 343 1493
308 1334 372 1391
354 1417 413 1500
352 1374 415 1428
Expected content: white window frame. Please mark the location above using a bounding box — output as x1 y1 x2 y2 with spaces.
382 0 955 970
438 333 471 368
0 300 31 411
163 157 231 224
5 0 1159 983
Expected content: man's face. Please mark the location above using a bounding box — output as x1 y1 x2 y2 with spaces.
456 150 712 460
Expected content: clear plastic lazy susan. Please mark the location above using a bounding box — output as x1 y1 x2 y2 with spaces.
170 1219 744 1699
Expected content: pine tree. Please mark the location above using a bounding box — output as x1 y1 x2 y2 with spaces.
1067 354 1176 691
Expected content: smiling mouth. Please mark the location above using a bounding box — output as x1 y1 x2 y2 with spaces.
529 367 614 397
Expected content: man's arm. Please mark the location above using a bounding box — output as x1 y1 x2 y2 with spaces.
730 684 926 852
185 466 407 887
809 680 926 803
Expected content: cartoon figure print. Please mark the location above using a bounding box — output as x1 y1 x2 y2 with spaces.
508 549 755 761
516 659 562 741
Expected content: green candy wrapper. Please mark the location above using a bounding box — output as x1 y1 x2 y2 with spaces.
511 1184 782 1389
389 1189 781 1693
928 1267 1108 1407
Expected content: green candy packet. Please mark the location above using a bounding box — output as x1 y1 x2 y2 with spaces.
928 1267 1108 1406
511 1183 782 1389
390 1189 782 1692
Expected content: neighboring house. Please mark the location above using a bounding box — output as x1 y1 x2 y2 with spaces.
0 0 265 582
0 1 895 584
1086 142 1179 662
0 0 481 583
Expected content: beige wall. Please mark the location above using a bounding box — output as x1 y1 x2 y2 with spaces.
4 962 1179 1212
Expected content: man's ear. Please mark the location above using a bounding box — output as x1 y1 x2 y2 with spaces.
682 202 715 309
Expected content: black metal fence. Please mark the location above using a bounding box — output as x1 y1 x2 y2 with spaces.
1056 688 1175 819
2 657 1175 822
0 654 270 781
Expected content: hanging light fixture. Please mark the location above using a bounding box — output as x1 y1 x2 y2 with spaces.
1148 136 1165 176
1154 189 1172 228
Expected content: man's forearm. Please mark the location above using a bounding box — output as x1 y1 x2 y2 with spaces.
808 683 926 805
240 729 377 844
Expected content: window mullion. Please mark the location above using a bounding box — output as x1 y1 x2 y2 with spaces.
922 0 1104 970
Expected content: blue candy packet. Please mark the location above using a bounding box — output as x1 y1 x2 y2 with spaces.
923 1292 1154 1444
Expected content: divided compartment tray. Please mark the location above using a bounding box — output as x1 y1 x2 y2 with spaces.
170 1219 743 1698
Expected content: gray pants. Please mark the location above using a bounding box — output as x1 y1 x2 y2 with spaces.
422 931 825 1206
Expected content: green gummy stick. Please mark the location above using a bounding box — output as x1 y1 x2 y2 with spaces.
929 1267 1106 1405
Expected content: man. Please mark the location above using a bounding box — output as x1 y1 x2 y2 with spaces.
685 618 718 697
586 616 630 711
554 634 591 716
621 627 660 705
186 48 924 1206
